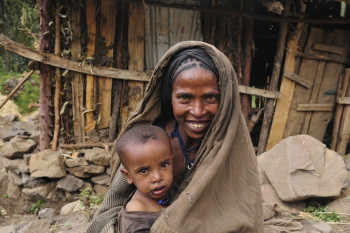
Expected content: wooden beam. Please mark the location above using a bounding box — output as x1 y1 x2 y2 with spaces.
238 85 280 99
295 51 347 64
338 97 350 105
59 142 114 150
0 34 151 82
117 0 350 24
284 71 312 89
313 43 344 55
297 103 333 111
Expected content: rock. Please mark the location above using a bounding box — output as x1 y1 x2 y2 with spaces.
258 135 347 202
327 197 350 220
65 191 78 202
79 181 93 192
7 179 21 199
23 153 33 165
29 149 66 178
65 158 88 167
68 165 105 178
263 203 276 220
22 173 46 188
46 188 66 203
18 219 50 233
106 166 111 175
11 121 40 141
0 136 36 159
57 174 84 192
38 208 55 224
84 148 110 166
345 153 350 171
94 184 108 195
22 182 56 200
8 170 22 186
312 221 332 233
60 200 81 215
261 184 305 214
91 174 110 185
258 163 270 185
0 224 16 233
3 157 29 173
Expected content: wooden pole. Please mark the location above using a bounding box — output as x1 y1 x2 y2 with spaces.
241 0 254 123
71 0 85 143
0 70 35 109
331 70 350 150
52 3 61 151
257 1 290 154
39 0 52 151
85 0 97 134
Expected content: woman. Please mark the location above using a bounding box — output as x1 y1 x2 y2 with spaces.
87 41 263 233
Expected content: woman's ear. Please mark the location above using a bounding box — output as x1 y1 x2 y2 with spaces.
120 167 133 185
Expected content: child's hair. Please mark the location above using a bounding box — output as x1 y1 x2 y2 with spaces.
116 124 170 166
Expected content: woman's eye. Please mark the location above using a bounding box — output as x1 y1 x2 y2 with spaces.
206 94 218 102
179 95 190 100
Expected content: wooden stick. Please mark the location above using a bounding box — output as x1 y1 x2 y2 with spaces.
330 72 349 150
52 3 62 151
257 1 290 155
0 34 151 82
59 142 114 150
0 70 35 109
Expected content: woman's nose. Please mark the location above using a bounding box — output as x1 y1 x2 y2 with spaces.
191 100 204 117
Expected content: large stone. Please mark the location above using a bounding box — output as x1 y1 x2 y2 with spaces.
94 184 108 195
258 135 347 202
46 188 65 203
84 148 110 166
261 184 305 214
0 224 16 233
327 197 350 220
91 174 110 185
65 158 88 167
3 157 29 173
8 170 22 186
22 173 46 188
18 219 50 233
7 180 21 199
29 149 66 178
68 165 105 178
263 203 276 221
312 222 332 233
22 182 56 200
57 174 84 192
38 208 55 224
0 136 36 159
60 200 81 215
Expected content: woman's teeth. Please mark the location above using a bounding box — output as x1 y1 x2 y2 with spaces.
189 122 205 128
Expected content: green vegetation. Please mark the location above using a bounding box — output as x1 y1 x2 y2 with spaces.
79 187 104 210
28 199 45 215
4 194 8 199
79 188 104 219
0 71 40 114
304 201 342 222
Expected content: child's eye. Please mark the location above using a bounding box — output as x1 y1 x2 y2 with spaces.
161 162 169 168
139 169 148 174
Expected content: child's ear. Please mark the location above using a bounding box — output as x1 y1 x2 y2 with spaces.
120 167 133 185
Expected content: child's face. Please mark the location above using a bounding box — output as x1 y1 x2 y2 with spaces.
121 135 173 201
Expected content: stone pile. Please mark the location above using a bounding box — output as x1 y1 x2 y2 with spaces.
0 118 111 208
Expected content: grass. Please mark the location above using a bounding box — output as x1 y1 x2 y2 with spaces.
78 188 104 220
0 71 40 114
27 199 45 215
303 200 343 222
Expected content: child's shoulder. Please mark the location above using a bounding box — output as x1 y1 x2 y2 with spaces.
125 198 149 212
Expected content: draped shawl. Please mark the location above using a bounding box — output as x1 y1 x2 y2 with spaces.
87 41 263 233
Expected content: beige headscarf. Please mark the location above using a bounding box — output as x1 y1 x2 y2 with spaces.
88 41 263 233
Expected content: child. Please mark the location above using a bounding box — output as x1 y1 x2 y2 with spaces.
116 124 174 233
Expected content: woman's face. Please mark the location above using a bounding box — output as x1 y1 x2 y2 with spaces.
171 67 220 140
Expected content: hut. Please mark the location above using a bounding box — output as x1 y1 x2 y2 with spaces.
1 0 350 155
